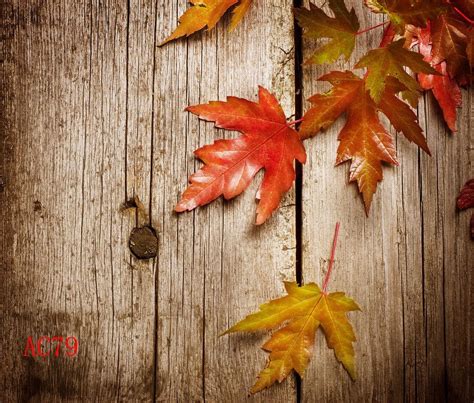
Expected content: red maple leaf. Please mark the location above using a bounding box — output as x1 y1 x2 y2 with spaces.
458 179 474 210
457 179 474 239
175 87 306 225
417 26 462 132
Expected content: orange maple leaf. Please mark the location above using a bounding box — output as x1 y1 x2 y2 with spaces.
175 87 306 225
161 0 252 45
229 0 253 32
225 223 360 394
299 71 429 212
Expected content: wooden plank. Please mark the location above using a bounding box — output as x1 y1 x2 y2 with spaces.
0 0 299 401
124 0 158 400
152 0 298 400
300 5 405 401
300 1 473 402
418 91 473 401
2 0 470 401
0 1 156 400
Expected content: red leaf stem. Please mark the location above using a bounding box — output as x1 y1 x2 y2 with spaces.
322 222 341 293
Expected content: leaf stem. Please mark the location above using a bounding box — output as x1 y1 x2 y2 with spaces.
286 118 304 127
356 21 389 36
447 1 474 25
322 222 341 293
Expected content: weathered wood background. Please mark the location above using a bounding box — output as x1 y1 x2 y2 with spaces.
1 0 472 402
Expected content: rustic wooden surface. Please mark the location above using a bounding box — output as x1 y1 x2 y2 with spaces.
0 1 472 402
300 2 473 402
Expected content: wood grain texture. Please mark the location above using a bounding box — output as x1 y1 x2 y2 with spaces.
300 1 473 402
1 0 298 401
153 1 297 400
0 0 472 402
418 91 473 402
1 0 156 401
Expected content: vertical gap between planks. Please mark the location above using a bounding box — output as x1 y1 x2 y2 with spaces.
293 0 303 287
417 97 426 403
151 0 159 401
125 0 130 203
125 0 133 301
293 0 304 401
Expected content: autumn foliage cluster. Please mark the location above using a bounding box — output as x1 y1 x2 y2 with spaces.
160 0 473 394
163 0 472 222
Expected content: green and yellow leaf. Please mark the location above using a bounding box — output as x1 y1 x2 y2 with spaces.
295 0 360 65
356 38 438 103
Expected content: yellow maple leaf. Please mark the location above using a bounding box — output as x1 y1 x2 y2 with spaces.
224 223 361 394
